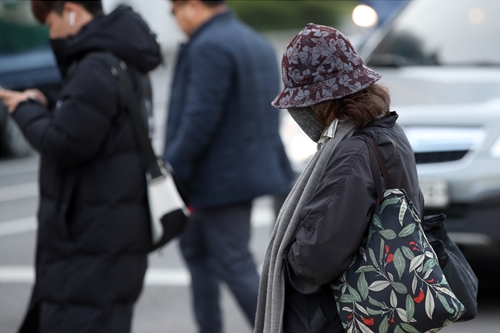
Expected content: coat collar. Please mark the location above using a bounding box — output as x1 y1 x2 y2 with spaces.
189 10 234 42
366 111 399 129
353 112 398 137
317 118 339 149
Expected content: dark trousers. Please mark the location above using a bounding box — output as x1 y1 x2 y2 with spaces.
179 202 260 333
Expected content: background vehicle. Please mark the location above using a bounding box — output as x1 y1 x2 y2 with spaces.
282 0 500 254
360 0 500 254
0 0 60 157
0 0 177 158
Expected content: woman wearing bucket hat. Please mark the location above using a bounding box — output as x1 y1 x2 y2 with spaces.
255 24 424 333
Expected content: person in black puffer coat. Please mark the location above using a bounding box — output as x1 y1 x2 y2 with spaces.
0 1 162 332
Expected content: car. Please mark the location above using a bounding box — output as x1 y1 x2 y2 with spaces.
281 0 500 254
0 0 61 157
360 0 500 253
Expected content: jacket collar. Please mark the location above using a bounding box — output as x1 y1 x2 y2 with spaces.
317 118 339 149
189 10 234 41
353 112 398 136
367 111 399 128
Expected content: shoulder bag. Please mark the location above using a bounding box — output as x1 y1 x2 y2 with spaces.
331 137 465 333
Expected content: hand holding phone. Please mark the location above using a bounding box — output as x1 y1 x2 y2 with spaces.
0 87 47 113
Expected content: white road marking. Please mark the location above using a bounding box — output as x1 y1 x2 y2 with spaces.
0 217 37 237
0 266 34 283
0 207 273 238
0 182 38 203
0 266 190 286
144 268 190 286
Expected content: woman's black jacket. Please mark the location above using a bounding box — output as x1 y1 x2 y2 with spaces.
10 7 162 333
283 114 425 333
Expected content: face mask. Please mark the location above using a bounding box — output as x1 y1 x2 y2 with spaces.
50 38 71 77
287 107 322 143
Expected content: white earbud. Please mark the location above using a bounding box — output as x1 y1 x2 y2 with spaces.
69 11 76 27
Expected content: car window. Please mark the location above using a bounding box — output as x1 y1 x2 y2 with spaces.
366 0 500 66
0 0 49 55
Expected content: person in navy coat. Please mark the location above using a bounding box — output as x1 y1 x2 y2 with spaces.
164 1 294 332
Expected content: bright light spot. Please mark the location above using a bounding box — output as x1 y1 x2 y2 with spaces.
468 7 485 25
352 5 378 27
288 136 316 163
280 114 316 165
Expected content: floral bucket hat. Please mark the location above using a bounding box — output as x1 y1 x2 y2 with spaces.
272 23 382 109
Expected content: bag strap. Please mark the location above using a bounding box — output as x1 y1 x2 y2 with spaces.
92 52 164 181
365 136 394 202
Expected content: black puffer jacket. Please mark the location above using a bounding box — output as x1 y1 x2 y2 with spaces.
11 7 162 333
283 114 424 333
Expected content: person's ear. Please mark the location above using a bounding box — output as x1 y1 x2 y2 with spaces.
188 0 200 13
63 2 79 27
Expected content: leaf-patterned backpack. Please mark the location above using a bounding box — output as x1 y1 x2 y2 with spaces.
331 137 465 333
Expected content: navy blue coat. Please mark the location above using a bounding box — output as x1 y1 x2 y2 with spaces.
164 11 294 209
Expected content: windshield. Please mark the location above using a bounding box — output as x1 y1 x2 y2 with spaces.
366 0 500 67
0 0 49 55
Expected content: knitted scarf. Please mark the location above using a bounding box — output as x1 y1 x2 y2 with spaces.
254 120 357 333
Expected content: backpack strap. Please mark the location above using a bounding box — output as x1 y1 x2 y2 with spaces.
87 51 190 205
89 51 164 181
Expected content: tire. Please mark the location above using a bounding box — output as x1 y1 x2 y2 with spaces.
0 115 32 157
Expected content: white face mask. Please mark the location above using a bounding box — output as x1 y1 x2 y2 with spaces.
287 107 322 143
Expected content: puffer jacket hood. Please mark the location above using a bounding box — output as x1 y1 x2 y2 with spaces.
53 5 162 75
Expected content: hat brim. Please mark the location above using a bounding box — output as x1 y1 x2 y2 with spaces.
272 65 382 109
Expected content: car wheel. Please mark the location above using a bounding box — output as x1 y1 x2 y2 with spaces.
1 116 32 157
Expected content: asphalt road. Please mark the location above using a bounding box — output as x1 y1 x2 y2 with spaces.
1 50 499 333
1 153 499 333
0 63 272 333
0 153 274 333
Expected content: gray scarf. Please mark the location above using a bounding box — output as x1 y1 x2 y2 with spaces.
254 120 357 333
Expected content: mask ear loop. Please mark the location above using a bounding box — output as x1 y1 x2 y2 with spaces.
69 11 76 27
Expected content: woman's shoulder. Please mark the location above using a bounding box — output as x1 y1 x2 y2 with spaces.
324 135 370 177
327 123 405 173
334 134 370 158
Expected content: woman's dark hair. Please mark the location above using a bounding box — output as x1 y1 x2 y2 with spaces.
31 0 103 24
313 83 391 130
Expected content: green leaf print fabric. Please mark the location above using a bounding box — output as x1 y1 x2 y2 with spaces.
331 189 465 333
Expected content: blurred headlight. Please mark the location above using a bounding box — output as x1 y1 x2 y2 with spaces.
468 7 485 25
352 5 378 27
490 136 500 158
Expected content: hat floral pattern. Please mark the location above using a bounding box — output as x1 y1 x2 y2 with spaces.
272 23 382 109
